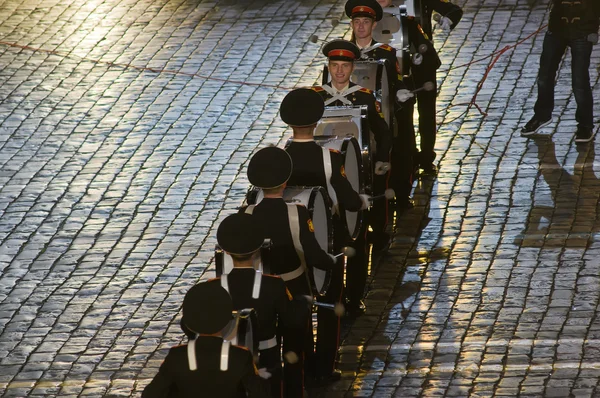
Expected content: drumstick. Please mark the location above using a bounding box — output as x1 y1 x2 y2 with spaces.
370 188 396 202
333 246 356 258
304 298 346 316
412 82 435 94
309 35 325 43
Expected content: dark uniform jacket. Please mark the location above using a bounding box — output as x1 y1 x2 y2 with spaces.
239 198 334 297
312 83 392 162
548 0 600 40
142 336 268 398
420 0 463 39
286 140 362 212
199 270 304 342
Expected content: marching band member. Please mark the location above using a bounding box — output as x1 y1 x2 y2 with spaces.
239 146 337 395
314 39 392 254
143 283 268 398
346 0 417 210
195 213 309 398
281 88 368 382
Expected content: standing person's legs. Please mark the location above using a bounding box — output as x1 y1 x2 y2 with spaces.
533 31 568 121
569 37 594 129
414 71 437 169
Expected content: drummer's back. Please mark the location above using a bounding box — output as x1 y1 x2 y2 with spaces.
239 198 309 295
285 140 327 188
142 337 257 398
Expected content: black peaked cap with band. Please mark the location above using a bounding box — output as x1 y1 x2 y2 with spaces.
182 282 233 335
345 0 383 21
247 146 292 189
280 88 325 127
217 212 266 256
322 39 361 62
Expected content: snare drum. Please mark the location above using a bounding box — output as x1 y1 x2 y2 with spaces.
313 136 364 241
223 308 260 359
215 239 271 276
282 186 333 297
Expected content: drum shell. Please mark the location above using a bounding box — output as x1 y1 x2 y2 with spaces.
315 106 374 196
312 135 365 241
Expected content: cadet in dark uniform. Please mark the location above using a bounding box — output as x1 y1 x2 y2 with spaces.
346 0 417 210
240 146 337 395
415 0 462 173
280 88 369 381
314 39 392 254
143 283 268 398
199 213 308 398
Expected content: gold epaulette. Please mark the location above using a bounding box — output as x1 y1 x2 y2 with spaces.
311 86 324 92
380 44 393 51
359 87 373 94
328 148 341 154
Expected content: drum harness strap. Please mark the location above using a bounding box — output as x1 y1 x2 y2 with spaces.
322 84 361 106
219 256 277 351
187 338 231 372
321 148 339 214
359 42 384 58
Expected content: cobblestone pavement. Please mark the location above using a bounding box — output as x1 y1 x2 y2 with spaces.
0 0 599 397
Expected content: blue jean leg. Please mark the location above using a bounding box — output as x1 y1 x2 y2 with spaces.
533 31 568 121
570 37 594 128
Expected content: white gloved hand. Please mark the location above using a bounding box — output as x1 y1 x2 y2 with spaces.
359 194 371 210
258 368 272 379
436 16 453 31
412 53 423 66
375 161 391 175
328 253 337 263
396 89 414 103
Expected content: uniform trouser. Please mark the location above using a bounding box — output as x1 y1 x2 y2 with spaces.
259 346 282 398
315 222 345 376
534 31 594 128
345 221 368 305
369 172 389 239
281 278 312 397
281 304 311 398
413 67 438 166
391 100 417 200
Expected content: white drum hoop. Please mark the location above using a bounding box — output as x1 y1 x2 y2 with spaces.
314 136 364 241
282 186 333 296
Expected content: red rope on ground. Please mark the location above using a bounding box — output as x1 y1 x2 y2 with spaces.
437 24 548 125
0 40 296 91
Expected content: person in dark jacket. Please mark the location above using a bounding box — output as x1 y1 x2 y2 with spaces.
521 0 600 143
196 213 309 398
240 146 338 395
143 283 268 398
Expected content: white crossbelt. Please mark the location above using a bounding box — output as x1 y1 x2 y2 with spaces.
321 147 339 213
360 42 384 58
187 338 198 371
322 84 361 106
259 335 278 350
220 340 231 371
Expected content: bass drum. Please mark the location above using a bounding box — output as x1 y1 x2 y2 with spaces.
223 308 260 361
313 135 364 241
372 8 411 77
315 106 374 196
215 239 271 276
282 186 333 298
351 60 393 128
